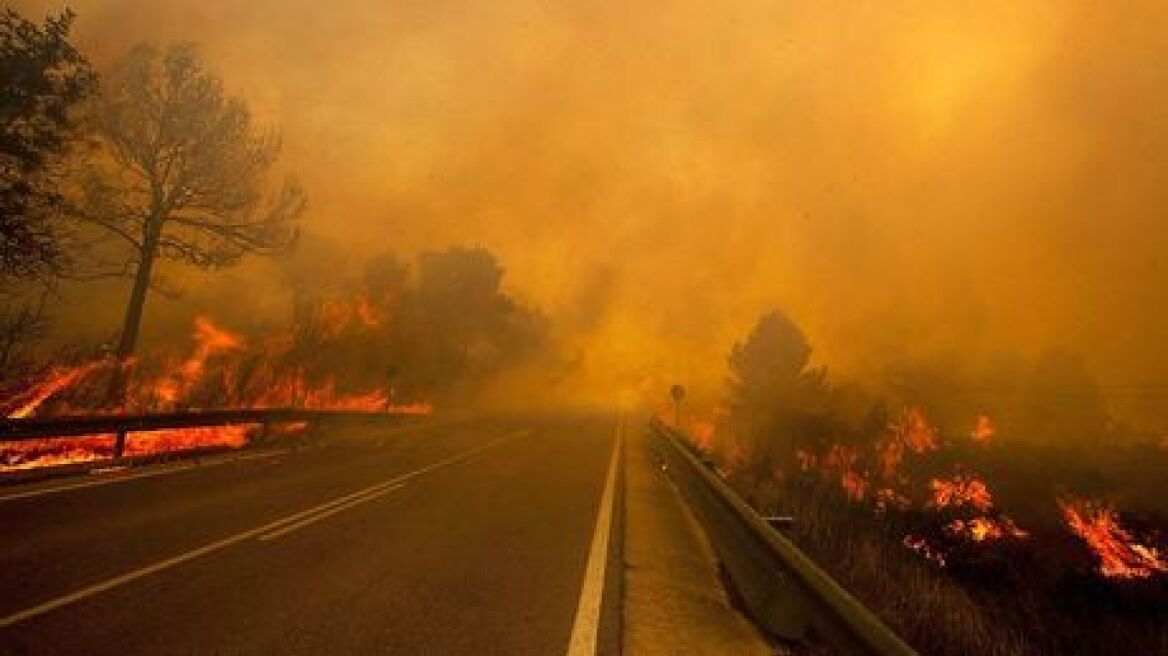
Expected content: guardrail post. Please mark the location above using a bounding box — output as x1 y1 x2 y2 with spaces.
112 428 128 460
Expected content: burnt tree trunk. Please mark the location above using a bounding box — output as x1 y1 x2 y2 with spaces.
107 218 162 458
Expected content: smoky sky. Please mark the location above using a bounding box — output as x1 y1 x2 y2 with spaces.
13 1 1168 404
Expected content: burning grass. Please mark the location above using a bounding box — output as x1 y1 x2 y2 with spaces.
1 309 430 472
686 406 1168 655
0 426 255 471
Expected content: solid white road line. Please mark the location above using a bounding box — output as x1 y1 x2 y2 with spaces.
566 413 624 656
0 431 525 628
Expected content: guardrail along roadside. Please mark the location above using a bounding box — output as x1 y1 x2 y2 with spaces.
1 409 418 481
1 409 414 442
649 418 918 656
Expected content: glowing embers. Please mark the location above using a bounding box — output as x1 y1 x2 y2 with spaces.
1059 497 1168 579
903 534 948 567
944 516 1028 543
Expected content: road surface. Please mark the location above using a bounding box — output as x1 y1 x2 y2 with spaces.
0 412 622 655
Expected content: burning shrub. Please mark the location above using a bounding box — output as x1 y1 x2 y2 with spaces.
689 308 1168 655
0 307 430 471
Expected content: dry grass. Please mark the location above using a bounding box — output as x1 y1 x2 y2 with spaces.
728 469 1167 656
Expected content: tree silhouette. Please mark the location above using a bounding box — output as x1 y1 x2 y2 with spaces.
74 43 304 411
727 309 830 456
0 8 94 281
397 247 546 397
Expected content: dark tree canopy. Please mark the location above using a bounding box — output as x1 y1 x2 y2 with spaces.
362 251 409 302
727 309 830 453
728 310 819 408
0 8 95 281
269 245 548 402
397 247 547 397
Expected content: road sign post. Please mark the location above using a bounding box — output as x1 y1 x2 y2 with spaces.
669 384 686 428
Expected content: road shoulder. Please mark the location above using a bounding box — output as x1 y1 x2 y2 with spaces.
622 419 774 655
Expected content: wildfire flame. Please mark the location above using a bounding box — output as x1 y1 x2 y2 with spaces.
690 419 716 451
877 405 940 477
1 314 429 472
317 294 382 339
354 295 381 327
154 316 244 405
784 407 1033 566
897 406 941 454
945 516 1029 542
929 476 994 513
970 413 996 443
4 360 108 419
1059 497 1168 579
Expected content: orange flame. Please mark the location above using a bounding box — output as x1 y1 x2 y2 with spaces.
689 419 716 451
876 406 939 478
1 426 254 472
1 312 430 472
5 360 108 419
970 413 996 443
929 475 994 513
946 516 1029 542
1059 497 1168 579
154 316 244 405
354 295 381 327
841 469 869 502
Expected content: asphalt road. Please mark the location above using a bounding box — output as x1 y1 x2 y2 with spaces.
0 412 621 655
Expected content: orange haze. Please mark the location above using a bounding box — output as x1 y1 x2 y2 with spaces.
12 0 1168 417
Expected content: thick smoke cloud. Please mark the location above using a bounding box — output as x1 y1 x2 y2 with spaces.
13 1 1168 418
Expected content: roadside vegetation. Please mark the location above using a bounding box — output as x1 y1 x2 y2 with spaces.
0 9 546 470
687 310 1168 656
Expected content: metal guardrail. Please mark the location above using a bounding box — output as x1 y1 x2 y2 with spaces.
649 418 918 656
0 409 415 442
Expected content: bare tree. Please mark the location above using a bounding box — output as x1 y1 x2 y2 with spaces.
73 43 304 410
